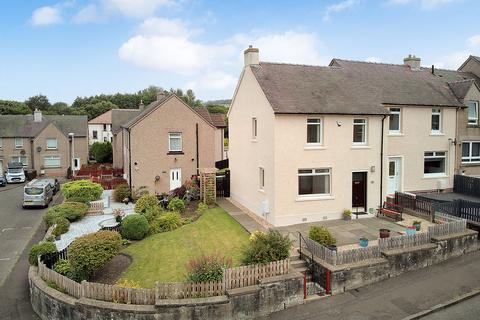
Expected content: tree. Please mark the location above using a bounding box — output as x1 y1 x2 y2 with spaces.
25 94 51 111
206 104 229 114
45 102 71 115
90 142 113 163
76 101 117 120
0 100 31 115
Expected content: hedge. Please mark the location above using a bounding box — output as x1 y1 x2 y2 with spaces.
44 202 89 227
134 194 158 214
241 230 292 265
52 217 70 237
29 241 57 266
113 184 131 202
61 180 103 203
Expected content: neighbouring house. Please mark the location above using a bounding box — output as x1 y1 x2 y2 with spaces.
228 47 466 226
111 108 143 169
0 109 88 177
88 110 114 144
118 92 226 194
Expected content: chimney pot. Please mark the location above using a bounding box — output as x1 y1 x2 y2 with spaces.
33 108 42 122
157 91 166 101
404 54 421 70
139 99 144 111
244 45 259 67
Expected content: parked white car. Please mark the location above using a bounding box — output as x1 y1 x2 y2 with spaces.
6 162 26 183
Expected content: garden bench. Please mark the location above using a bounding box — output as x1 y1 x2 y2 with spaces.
378 202 403 221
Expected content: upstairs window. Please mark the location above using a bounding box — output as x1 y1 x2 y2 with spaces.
92 130 98 139
424 151 446 176
462 141 480 163
468 101 479 125
353 119 367 144
431 108 442 133
14 137 23 149
298 168 331 196
307 118 322 144
389 108 401 133
252 117 258 140
46 138 57 150
103 124 107 131
259 167 265 190
169 132 182 152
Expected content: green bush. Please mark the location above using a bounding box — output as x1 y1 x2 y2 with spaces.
90 141 113 163
167 197 185 212
65 197 91 204
121 214 149 240
309 226 336 246
61 180 103 202
29 241 57 266
149 212 182 234
134 194 158 214
114 184 131 202
69 230 122 280
241 230 292 265
143 206 164 223
54 259 71 276
44 202 89 226
186 254 232 282
53 217 70 236
196 202 208 216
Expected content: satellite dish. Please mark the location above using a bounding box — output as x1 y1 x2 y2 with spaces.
20 149 26 155
37 146 42 152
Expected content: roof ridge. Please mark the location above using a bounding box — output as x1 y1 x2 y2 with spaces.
259 61 330 69
333 58 407 67
448 78 475 84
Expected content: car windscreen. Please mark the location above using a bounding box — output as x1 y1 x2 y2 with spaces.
25 187 44 195
8 168 23 173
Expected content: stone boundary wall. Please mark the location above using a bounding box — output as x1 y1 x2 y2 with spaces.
29 267 303 320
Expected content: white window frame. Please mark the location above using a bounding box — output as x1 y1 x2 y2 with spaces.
168 132 182 152
44 155 61 168
353 118 367 145
389 108 401 134
298 168 332 197
11 156 28 166
431 108 442 134
259 167 265 190
462 141 480 164
306 118 323 145
46 138 58 150
14 137 23 149
467 101 479 125
424 151 447 177
252 117 258 140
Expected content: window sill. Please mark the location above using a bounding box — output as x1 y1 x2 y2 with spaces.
167 151 184 155
304 144 325 150
429 132 444 136
461 162 480 166
44 167 61 169
251 139 258 143
296 195 335 202
422 174 448 179
46 148 58 151
351 145 370 149
388 133 404 137
258 189 265 194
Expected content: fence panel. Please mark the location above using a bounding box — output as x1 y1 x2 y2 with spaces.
336 246 381 265
454 175 480 198
38 261 82 298
224 259 290 289
81 281 156 304
429 213 467 237
155 281 224 299
378 232 430 251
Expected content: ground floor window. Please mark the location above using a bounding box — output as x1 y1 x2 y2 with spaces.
298 168 331 195
11 156 27 166
424 151 446 175
462 141 480 163
44 156 61 168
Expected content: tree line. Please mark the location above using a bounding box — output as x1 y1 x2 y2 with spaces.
0 86 229 120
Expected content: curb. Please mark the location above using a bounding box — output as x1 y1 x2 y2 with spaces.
403 288 480 319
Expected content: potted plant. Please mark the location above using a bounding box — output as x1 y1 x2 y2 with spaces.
406 226 417 236
412 220 422 231
379 228 390 239
343 209 352 221
113 208 125 223
359 237 369 247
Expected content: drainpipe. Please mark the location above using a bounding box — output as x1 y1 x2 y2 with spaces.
30 138 35 172
380 115 387 207
455 106 461 175
196 123 199 176
127 128 132 191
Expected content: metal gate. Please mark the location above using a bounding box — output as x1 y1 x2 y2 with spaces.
216 170 230 197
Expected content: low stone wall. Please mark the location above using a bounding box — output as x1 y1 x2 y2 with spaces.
311 230 479 295
29 267 303 320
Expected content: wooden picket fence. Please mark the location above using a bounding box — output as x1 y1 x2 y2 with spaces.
87 200 104 215
378 232 431 251
224 259 290 289
38 260 81 298
429 213 467 238
156 281 225 299
82 281 155 305
336 246 381 265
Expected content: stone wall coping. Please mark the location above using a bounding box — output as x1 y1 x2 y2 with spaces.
381 243 438 257
310 253 388 272
226 285 261 297
431 229 478 242
78 298 156 313
259 272 303 285
155 295 229 307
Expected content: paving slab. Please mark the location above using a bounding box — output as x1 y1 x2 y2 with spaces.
217 198 266 234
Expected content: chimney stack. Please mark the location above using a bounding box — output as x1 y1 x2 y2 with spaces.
244 45 259 67
139 100 144 111
157 91 166 101
404 54 421 70
33 108 42 122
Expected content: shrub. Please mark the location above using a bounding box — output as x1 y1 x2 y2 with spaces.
90 141 113 163
121 214 149 240
29 241 57 266
143 206 164 223
114 184 131 202
170 186 187 199
241 230 292 265
196 202 208 216
309 226 336 246
134 194 158 214
149 212 182 234
132 186 149 201
44 202 89 226
53 217 70 236
186 254 232 282
167 197 185 213
54 259 71 276
64 197 91 204
69 230 122 280
61 180 103 202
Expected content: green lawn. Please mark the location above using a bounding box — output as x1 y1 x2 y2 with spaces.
119 207 250 287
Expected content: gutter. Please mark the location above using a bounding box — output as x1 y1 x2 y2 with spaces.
380 115 387 207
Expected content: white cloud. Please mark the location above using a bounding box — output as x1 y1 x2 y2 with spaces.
323 0 359 22
102 0 172 18
432 51 471 69
31 6 63 26
73 4 103 24
467 35 480 48
365 56 381 63
186 71 237 92
137 17 197 37
388 0 461 9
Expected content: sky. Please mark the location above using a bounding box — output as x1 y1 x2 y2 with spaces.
0 0 479 104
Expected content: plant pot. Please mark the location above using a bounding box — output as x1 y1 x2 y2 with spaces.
359 237 369 247
55 235 61 241
327 245 337 252
413 223 421 231
379 228 390 239
406 226 417 236
344 215 351 221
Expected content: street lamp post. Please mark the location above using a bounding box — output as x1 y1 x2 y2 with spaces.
68 132 75 177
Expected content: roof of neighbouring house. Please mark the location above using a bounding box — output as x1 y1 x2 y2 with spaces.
88 109 113 124
111 109 142 134
0 114 88 138
122 94 226 129
250 59 467 115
